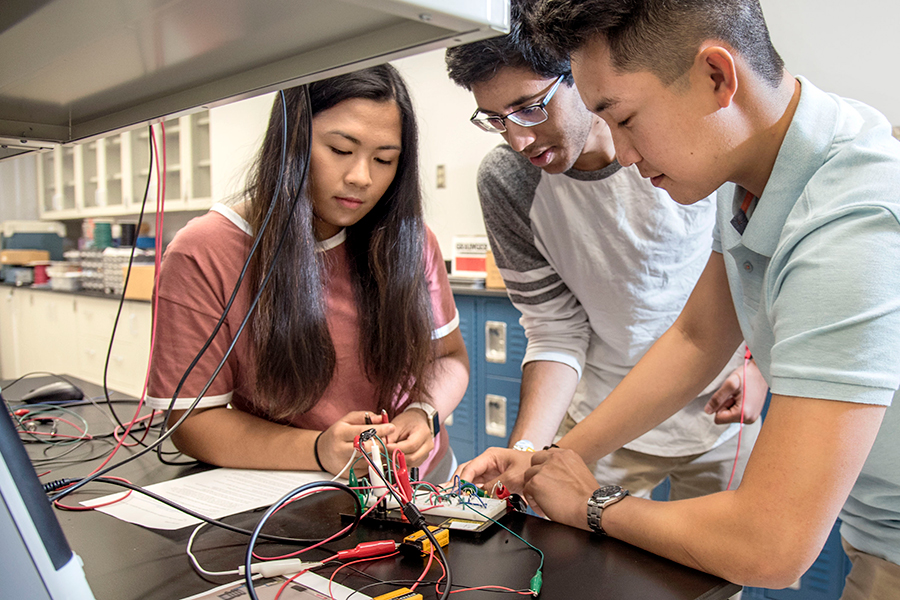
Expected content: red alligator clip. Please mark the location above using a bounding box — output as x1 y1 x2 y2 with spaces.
395 451 414 502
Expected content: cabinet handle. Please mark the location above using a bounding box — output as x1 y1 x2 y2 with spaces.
485 394 507 438
485 321 507 364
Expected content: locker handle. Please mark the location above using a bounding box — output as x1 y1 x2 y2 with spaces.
485 320 507 364
485 394 507 438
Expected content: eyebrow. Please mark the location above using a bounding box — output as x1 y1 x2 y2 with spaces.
326 130 401 151
476 90 547 116
592 98 620 114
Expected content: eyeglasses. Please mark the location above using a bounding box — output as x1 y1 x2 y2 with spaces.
470 75 565 133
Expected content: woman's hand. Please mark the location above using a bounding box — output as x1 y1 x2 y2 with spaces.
385 408 434 468
317 411 395 477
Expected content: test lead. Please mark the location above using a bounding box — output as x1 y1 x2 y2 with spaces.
374 588 423 600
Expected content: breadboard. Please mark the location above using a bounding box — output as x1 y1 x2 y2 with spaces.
364 491 507 522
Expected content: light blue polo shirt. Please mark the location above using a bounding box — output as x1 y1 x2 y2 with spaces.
713 76 900 565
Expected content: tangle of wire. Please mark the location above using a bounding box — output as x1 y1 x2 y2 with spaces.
48 87 304 503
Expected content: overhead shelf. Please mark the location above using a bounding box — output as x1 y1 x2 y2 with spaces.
0 0 509 160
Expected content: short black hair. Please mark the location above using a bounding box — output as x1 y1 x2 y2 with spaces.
445 0 572 90
532 0 784 88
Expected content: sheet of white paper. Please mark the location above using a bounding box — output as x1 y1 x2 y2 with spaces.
81 468 331 530
180 571 368 600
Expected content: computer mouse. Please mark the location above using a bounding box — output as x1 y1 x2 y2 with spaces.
20 381 84 404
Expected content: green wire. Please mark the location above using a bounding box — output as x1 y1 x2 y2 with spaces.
369 433 395 484
463 503 545 573
15 403 91 446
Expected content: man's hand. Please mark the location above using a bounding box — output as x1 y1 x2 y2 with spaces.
454 447 533 495
385 409 434 468
522 448 599 529
704 360 768 424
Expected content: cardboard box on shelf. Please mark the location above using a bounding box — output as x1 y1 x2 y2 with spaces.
122 264 155 301
485 251 505 289
0 249 50 265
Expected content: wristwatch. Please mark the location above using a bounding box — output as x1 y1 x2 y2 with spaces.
513 439 535 452
587 485 629 535
405 402 440 438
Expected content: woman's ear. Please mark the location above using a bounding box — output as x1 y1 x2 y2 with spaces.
695 45 738 109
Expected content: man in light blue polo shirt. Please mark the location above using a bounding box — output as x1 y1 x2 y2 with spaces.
457 1 900 597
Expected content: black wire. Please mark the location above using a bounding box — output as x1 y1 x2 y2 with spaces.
244 481 362 600
155 87 296 466
48 476 359 547
354 438 451 600
49 88 309 502
102 125 157 446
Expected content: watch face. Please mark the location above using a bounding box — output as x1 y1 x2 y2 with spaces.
596 485 623 498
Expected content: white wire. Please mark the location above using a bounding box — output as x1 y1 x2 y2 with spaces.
187 521 241 576
185 450 357 579
330 448 358 481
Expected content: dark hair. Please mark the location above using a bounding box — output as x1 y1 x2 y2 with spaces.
532 0 784 88
445 0 572 89
245 64 433 421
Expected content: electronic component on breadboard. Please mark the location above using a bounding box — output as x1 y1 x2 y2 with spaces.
374 587 423 600
400 525 449 555
364 491 507 522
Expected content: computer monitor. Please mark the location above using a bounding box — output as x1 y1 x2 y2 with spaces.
0 393 95 599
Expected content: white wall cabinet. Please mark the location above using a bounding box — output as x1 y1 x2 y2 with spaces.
37 111 213 220
0 288 151 398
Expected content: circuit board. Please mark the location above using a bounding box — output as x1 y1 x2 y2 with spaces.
363 490 508 522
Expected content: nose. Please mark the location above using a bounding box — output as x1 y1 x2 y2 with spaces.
345 157 372 189
610 128 641 168
502 122 538 154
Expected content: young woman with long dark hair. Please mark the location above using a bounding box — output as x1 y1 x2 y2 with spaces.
147 65 468 482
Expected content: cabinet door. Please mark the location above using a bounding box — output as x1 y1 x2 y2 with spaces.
477 297 526 452
480 375 522 452
446 295 478 463
481 299 527 379
60 145 78 212
0 287 18 378
81 137 126 213
17 290 78 376
126 118 182 209
183 111 212 208
74 296 151 397
81 139 100 210
36 149 58 214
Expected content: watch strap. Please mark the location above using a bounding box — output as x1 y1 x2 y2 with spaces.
587 485 629 535
404 402 440 437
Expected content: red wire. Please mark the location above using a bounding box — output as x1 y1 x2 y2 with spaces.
20 416 91 440
46 123 168 514
725 346 750 490
272 566 313 600
113 411 163 443
328 551 400 600
253 491 390 561
410 543 434 592
52 476 134 510
85 125 162 469
19 429 91 442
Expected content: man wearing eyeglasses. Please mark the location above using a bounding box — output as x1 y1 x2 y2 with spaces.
444 0 766 502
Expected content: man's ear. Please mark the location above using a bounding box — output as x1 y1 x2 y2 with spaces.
696 45 738 108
